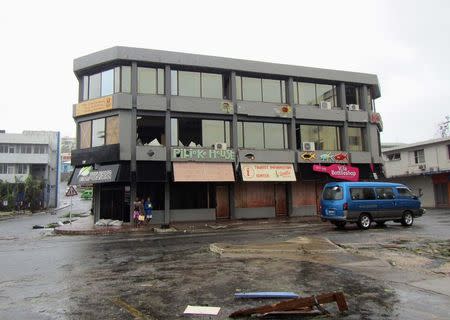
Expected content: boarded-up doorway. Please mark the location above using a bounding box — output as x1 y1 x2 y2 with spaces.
216 185 230 219
275 183 287 216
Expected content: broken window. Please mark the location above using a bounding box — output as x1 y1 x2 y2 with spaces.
136 116 165 146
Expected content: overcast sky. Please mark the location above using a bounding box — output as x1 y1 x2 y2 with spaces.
1 0 449 143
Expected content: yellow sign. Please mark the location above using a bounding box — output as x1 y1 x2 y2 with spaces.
75 96 113 116
240 163 296 182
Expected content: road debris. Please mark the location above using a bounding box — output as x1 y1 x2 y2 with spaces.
183 305 220 315
229 291 348 318
234 292 299 299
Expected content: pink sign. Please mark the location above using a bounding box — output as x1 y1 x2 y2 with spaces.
313 164 359 182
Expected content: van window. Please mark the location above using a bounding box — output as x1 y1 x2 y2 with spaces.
323 186 343 200
350 188 376 200
397 187 414 198
375 188 395 199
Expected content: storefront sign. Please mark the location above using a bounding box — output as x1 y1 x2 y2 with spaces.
299 151 349 163
172 148 235 161
241 163 296 182
69 164 120 185
369 112 383 130
173 162 235 182
75 96 113 117
313 164 359 182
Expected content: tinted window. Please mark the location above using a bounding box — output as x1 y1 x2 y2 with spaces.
88 73 101 99
242 77 262 101
375 188 395 199
262 79 282 103
350 188 376 200
397 187 414 198
323 186 343 200
138 67 157 94
101 69 114 96
92 118 105 147
201 73 222 99
178 71 201 97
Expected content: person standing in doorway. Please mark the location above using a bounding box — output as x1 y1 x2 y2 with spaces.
144 196 153 223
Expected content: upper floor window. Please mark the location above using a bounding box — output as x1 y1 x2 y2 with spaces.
0 145 8 153
414 149 425 164
298 124 341 150
386 153 401 161
34 145 46 154
293 82 337 107
236 76 286 103
137 116 165 146
20 145 32 154
82 66 131 101
16 164 28 175
238 121 288 149
348 127 365 151
345 85 360 105
171 71 224 99
138 67 164 95
171 118 230 147
78 116 120 149
0 164 7 174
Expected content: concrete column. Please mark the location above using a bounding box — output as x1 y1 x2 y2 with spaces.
340 83 349 151
230 71 237 219
286 77 295 217
130 62 138 223
163 65 172 227
359 85 368 111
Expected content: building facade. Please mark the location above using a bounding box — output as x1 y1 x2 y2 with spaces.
0 130 60 208
383 137 450 208
70 47 383 224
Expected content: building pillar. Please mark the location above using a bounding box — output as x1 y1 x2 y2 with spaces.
359 85 368 111
230 71 237 219
286 77 296 217
339 83 349 151
130 62 138 223
163 65 172 227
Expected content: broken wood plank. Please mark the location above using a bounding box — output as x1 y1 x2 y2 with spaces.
184 305 220 315
229 291 348 318
257 310 322 317
234 292 299 299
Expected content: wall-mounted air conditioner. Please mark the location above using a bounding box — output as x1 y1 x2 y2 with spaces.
302 142 315 151
320 101 332 110
214 142 227 150
418 164 426 170
348 104 360 111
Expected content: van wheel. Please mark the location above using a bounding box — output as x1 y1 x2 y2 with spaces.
401 212 414 227
357 214 371 230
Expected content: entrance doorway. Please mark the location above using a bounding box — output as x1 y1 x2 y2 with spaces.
216 185 230 219
275 183 287 216
100 186 125 221
434 183 449 207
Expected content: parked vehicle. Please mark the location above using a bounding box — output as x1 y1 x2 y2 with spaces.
320 182 426 230
80 189 93 200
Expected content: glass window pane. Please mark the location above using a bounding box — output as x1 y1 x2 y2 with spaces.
316 84 335 107
281 80 286 103
121 66 131 93
238 122 243 148
83 76 89 101
79 121 92 149
157 68 165 95
171 118 178 146
92 118 105 147
243 122 264 148
178 71 200 97
202 120 224 147
262 79 281 103
264 123 285 149
201 73 222 99
299 82 316 105
345 85 359 105
225 121 230 144
171 70 178 95
293 82 299 104
138 67 157 94
242 77 262 101
114 67 120 93
300 125 319 149
348 127 364 151
236 76 242 100
88 73 101 99
319 126 340 150
101 69 114 96
284 124 288 148
106 116 119 145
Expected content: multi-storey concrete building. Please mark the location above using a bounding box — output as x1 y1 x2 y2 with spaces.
0 130 60 208
383 137 450 208
70 46 384 224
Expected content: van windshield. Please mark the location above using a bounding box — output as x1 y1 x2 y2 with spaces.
323 186 343 200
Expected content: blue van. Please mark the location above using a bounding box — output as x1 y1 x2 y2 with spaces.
320 182 426 230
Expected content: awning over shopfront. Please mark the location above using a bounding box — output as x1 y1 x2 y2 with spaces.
173 162 235 182
240 163 296 182
69 164 120 185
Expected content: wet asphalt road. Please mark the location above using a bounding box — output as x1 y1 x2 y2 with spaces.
0 207 449 319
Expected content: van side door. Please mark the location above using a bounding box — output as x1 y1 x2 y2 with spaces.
395 187 417 212
349 187 377 219
375 187 396 219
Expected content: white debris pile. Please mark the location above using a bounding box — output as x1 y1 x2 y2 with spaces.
95 219 123 227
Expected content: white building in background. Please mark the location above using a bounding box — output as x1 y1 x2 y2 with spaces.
382 137 450 208
0 130 60 208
